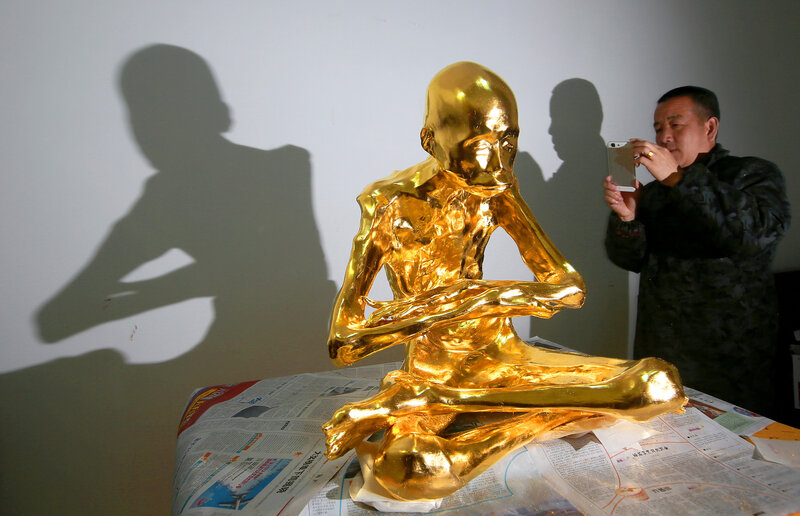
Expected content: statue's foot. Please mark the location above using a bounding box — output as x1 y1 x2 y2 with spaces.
322 403 388 459
615 357 686 420
322 378 440 459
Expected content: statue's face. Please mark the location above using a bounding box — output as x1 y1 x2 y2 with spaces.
424 63 519 191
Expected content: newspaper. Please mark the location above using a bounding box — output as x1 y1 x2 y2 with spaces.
682 387 773 436
173 345 800 516
172 363 400 516
528 407 800 516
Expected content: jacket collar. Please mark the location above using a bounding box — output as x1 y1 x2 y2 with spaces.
701 143 729 168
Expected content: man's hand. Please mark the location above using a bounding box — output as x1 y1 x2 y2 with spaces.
629 138 683 186
604 175 641 222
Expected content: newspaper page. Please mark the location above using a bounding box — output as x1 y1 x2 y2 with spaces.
172 363 400 516
173 345 800 516
683 387 773 436
527 407 800 516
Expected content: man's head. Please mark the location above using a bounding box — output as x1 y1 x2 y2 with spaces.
421 62 519 191
548 78 603 160
119 44 231 167
653 86 719 168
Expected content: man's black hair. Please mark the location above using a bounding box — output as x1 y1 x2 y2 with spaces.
658 86 720 120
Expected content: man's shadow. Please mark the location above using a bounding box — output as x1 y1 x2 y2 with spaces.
36 44 336 370
0 45 337 514
516 78 629 358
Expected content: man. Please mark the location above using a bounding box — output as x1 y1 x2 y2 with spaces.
604 86 791 415
323 62 686 501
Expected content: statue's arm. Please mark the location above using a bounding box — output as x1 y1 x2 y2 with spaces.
365 187 585 327
330 184 587 364
328 194 438 365
487 185 586 313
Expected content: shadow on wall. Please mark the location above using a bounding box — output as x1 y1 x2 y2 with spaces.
0 45 337 515
516 78 629 358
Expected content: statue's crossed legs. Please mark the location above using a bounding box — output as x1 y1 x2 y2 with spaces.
323 355 684 500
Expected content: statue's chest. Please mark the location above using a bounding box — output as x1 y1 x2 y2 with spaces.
388 195 495 254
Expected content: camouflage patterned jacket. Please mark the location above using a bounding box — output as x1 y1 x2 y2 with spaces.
605 144 791 414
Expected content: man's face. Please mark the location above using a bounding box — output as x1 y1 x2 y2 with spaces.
653 96 717 168
429 102 519 190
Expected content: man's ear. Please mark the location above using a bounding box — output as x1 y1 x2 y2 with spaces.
420 127 435 155
706 116 719 142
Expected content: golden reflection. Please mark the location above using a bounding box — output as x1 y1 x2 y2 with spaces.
322 61 686 502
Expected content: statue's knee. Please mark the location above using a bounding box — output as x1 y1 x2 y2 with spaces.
373 434 463 500
637 357 681 386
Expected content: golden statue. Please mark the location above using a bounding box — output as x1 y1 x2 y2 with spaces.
322 62 686 502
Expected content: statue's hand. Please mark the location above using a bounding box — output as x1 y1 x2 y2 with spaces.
365 299 418 327
365 280 482 327
515 282 585 310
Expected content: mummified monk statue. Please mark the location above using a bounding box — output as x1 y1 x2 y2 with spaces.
322 62 686 501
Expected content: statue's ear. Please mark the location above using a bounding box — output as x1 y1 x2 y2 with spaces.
420 127 435 156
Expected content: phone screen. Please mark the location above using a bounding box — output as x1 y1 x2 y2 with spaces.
606 141 636 192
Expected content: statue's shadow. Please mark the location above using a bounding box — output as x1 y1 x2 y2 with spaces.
516 78 629 358
1 45 336 514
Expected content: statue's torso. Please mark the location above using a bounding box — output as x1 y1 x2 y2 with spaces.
373 173 528 382
382 182 495 296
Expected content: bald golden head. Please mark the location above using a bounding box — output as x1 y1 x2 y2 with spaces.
421 62 519 191
423 62 518 129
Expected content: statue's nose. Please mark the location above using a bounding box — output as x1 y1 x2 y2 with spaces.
485 143 503 172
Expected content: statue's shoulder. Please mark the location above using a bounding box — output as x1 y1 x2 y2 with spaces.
357 156 439 212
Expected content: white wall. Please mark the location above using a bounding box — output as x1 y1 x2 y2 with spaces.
1 1 797 514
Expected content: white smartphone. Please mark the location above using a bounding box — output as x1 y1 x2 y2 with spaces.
606 141 636 192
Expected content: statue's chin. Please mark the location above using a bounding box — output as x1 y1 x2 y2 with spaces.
471 184 511 198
